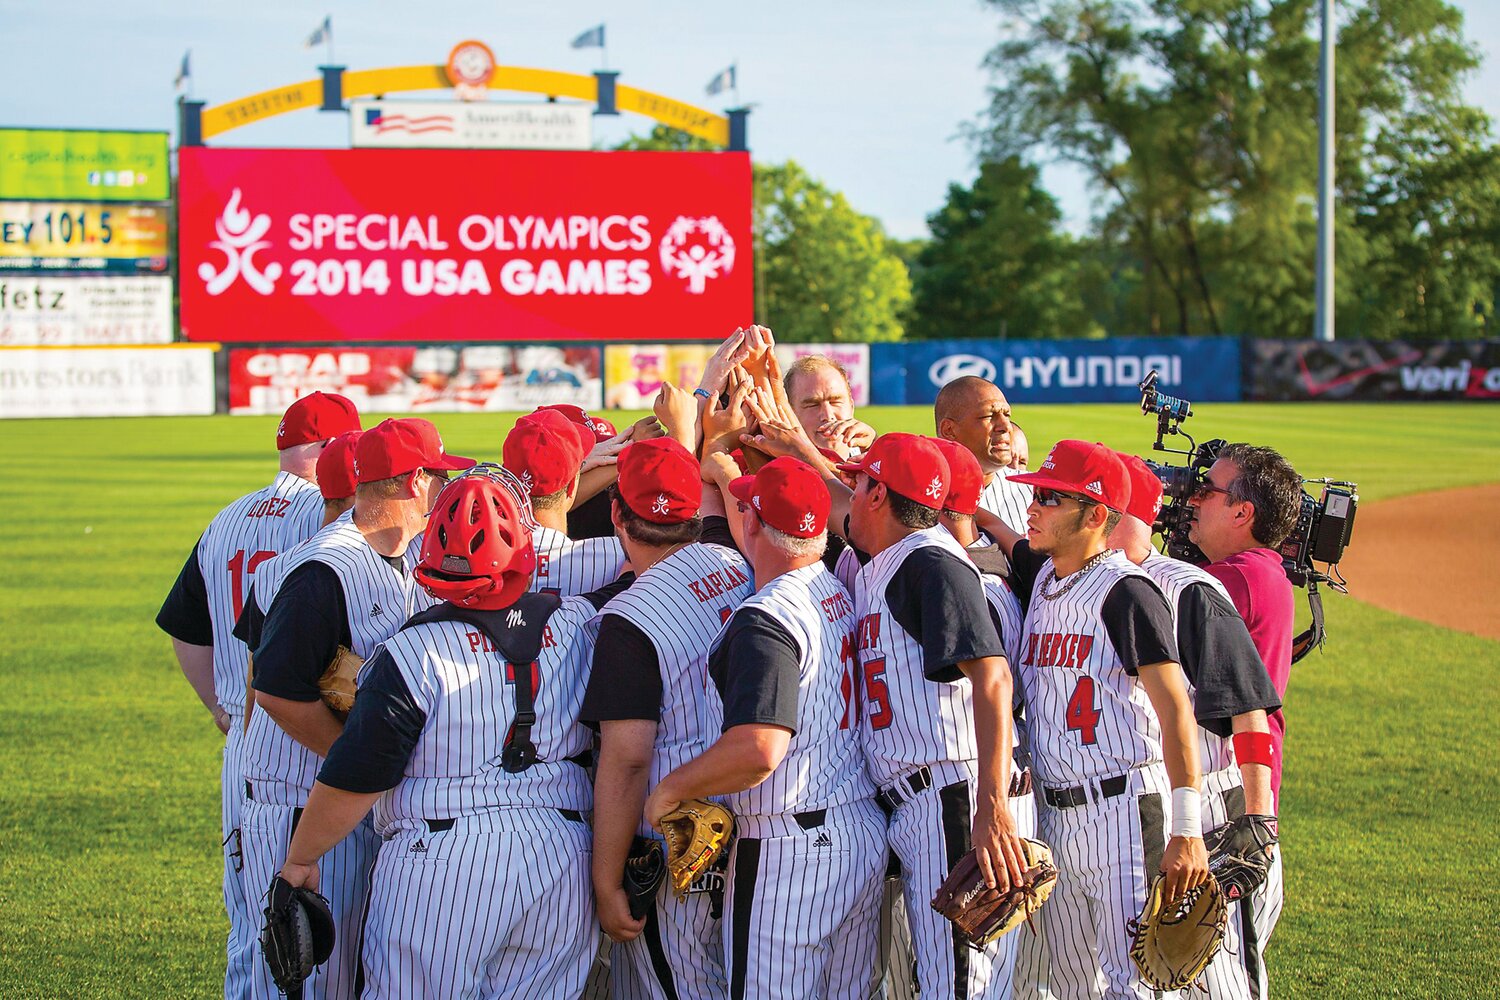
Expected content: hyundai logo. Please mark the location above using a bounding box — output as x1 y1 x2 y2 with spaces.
928 354 996 387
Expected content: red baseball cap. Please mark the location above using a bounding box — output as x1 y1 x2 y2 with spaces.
354 418 475 484
837 432 951 509
537 403 613 443
1010 440 1132 513
929 438 983 516
1118 453 1164 525
503 411 593 495
616 437 701 524
277 392 360 450
728 457 830 539
315 431 363 500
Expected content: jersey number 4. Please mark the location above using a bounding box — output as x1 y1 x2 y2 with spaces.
1065 676 1102 746
226 549 275 620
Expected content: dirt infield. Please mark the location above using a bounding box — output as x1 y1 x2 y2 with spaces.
1340 482 1500 640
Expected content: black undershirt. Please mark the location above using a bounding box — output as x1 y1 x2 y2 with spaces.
1175 581 1282 734
886 546 1006 683
248 561 353 703
567 490 615 540
708 609 801 734
1099 577 1179 676
1006 539 1047 609
156 539 212 646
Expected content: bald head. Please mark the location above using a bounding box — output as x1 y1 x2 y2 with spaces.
933 377 1014 476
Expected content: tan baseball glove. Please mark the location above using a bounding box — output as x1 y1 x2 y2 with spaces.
317 645 362 715
930 838 1058 948
1127 873 1228 992
659 799 733 900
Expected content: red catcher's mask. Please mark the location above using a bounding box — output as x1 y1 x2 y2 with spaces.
415 466 537 610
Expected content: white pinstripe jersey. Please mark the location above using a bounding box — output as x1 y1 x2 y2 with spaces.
195 471 323 712
242 517 435 794
982 573 1031 758
601 542 753 815
978 468 1033 536
1017 550 1168 786
704 563 872 817
834 544 862 595
853 526 985 786
530 525 625 596
370 597 602 830
1138 551 1237 774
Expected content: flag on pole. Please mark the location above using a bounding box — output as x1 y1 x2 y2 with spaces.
304 15 332 49
706 64 736 97
571 24 605 49
174 50 191 91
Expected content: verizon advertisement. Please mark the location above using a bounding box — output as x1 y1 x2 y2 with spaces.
178 148 752 343
228 345 602 414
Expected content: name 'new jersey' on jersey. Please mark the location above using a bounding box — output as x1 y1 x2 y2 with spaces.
705 563 872 818
190 472 324 712
1017 550 1170 787
243 516 434 796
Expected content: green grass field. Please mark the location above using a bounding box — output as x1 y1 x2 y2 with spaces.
0 403 1495 998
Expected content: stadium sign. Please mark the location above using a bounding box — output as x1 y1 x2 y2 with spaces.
0 128 170 202
0 201 170 273
177 147 752 342
349 99 592 149
0 275 172 345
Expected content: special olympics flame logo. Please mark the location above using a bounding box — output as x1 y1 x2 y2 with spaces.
659 216 735 294
199 188 281 296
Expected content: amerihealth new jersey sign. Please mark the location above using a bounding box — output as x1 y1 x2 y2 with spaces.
177 148 753 343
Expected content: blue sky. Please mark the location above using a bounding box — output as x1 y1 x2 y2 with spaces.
2 0 1497 239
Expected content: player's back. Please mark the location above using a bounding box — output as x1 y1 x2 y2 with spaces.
197 472 323 711
530 525 625 596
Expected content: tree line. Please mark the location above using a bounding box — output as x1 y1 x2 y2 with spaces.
623 0 1500 342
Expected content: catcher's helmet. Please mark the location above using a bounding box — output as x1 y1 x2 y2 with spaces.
415 464 537 611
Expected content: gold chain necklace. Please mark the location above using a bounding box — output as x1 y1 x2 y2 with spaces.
1039 548 1116 602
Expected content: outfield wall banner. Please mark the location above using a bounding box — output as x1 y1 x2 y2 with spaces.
0 128 170 202
603 343 714 408
0 345 215 418
774 344 870 406
178 148 753 343
0 202 170 273
350 100 593 150
227 345 602 414
0 275 172 345
892 337 1242 405
1245 338 1500 401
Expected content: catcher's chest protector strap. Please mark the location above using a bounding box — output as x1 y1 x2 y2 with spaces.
403 594 563 773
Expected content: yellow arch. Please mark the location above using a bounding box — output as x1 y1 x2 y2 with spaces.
199 65 730 146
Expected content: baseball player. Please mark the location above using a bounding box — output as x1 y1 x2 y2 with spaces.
502 409 626 596
1110 455 1281 999
1003 440 1209 1000
276 465 629 998
155 390 359 999
581 436 755 1000
644 456 886 999
934 376 1031 535
782 354 876 461
234 417 472 1000
835 432 1027 999
930 437 1050 1000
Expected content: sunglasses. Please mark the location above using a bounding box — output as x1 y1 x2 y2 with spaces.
1192 481 1233 501
1033 488 1096 508
423 468 452 482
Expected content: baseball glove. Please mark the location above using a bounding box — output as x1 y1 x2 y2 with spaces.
318 645 362 715
930 838 1058 949
623 838 666 920
660 799 733 900
1205 813 1278 902
1127 874 1228 992
260 875 336 995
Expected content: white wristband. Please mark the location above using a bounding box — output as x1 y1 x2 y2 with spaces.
1170 787 1203 838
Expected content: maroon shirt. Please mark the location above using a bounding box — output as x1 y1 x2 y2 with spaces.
1205 547 1294 806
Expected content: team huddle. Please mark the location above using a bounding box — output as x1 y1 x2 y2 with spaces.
159 327 1299 1000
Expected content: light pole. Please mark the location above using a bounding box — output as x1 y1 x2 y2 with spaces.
1314 0 1336 341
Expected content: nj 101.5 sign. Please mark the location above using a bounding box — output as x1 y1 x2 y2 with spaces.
177 148 753 343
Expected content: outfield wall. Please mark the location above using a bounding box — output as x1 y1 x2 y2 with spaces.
3 336 1496 417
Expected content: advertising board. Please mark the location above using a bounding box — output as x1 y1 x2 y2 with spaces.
0 345 215 418
0 202 170 273
0 275 172 345
1245 339 1500 401
178 148 753 343
0 128 170 202
350 100 593 150
227 345 602 414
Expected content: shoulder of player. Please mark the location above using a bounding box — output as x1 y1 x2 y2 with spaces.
723 604 804 659
891 541 978 588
